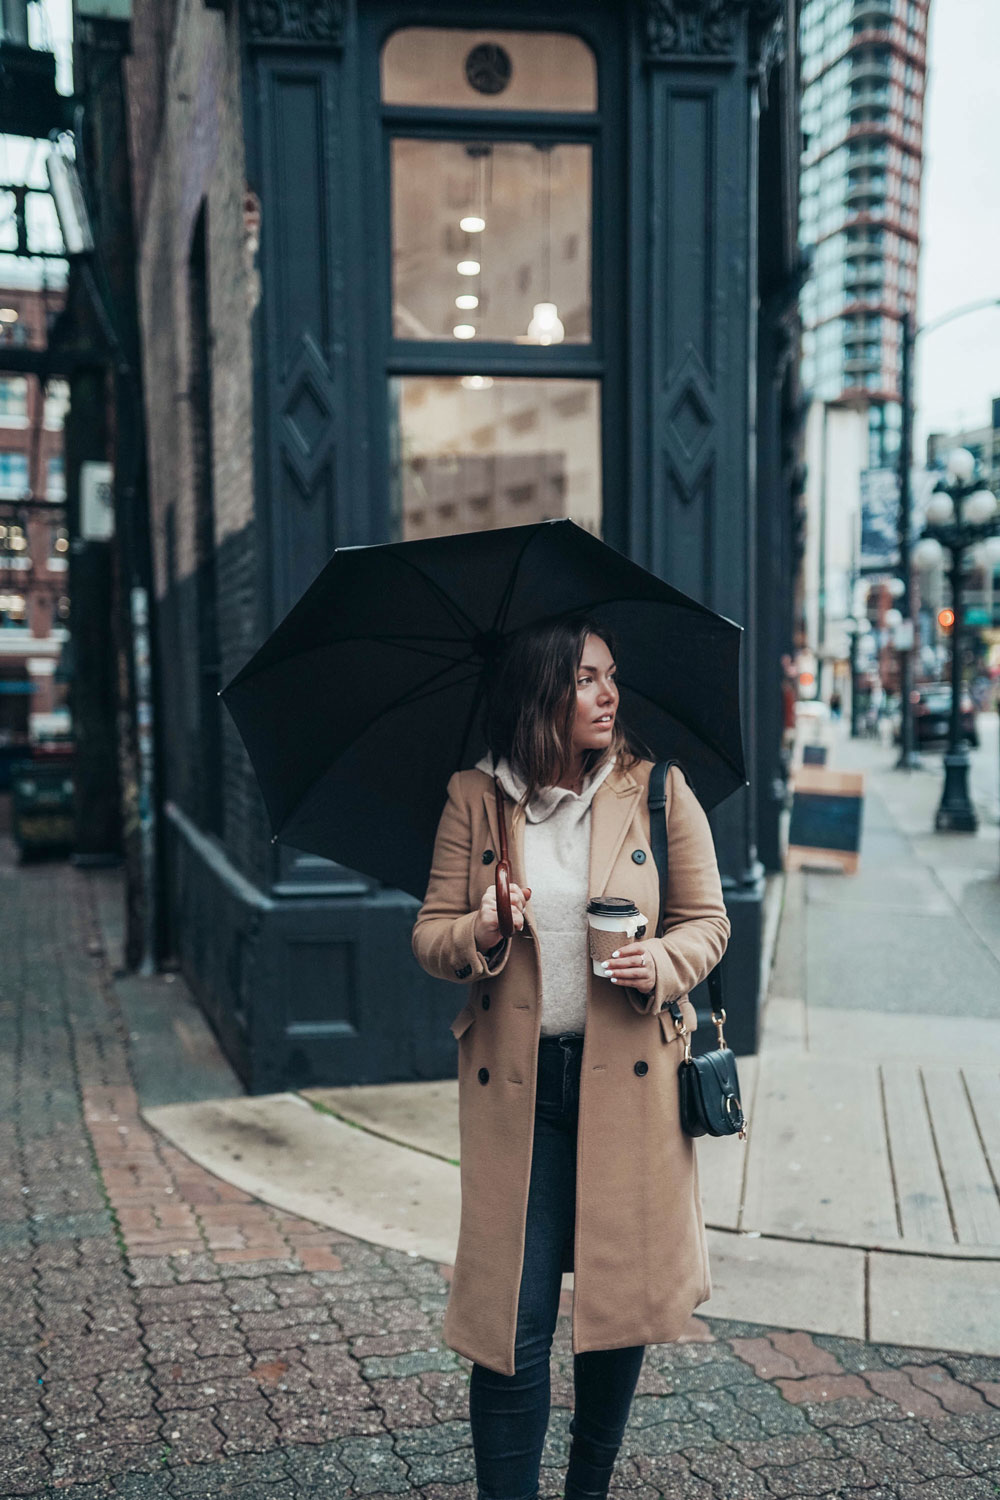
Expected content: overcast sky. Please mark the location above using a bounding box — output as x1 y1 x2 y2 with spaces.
915 0 1000 452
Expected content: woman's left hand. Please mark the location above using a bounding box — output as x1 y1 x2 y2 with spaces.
601 942 656 997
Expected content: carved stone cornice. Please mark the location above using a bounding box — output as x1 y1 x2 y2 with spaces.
644 0 743 62
644 0 786 75
747 0 786 102
244 0 345 49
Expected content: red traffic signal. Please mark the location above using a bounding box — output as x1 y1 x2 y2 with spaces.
937 607 955 633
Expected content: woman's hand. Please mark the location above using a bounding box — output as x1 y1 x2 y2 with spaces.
601 942 656 997
474 881 531 953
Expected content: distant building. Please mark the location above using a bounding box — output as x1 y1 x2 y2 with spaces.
926 397 1000 489
0 282 70 757
799 0 931 468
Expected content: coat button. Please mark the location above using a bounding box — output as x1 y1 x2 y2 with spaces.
631 849 647 864
455 963 472 979
634 1060 648 1077
482 849 495 864
478 1067 490 1084
481 993 490 1009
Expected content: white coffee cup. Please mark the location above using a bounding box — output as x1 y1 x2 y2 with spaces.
586 897 649 976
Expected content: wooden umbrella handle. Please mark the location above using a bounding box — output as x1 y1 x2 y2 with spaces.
493 777 514 939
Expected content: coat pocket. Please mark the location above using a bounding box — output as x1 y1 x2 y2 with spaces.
657 997 697 1047
449 1001 477 1040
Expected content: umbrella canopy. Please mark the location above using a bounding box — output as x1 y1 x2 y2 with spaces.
220 519 746 899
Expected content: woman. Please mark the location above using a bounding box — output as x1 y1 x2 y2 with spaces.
412 617 730 1500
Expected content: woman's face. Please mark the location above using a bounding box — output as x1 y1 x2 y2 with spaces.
571 633 619 755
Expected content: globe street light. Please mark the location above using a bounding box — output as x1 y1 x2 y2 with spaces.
895 297 1000 772
917 453 1000 832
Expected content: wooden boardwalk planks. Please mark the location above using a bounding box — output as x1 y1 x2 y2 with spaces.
963 1068 1000 1191
880 1062 953 1246
922 1066 1000 1246
740 1056 898 1244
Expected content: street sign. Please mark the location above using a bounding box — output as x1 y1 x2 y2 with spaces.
80 462 114 541
964 606 990 625
860 469 899 571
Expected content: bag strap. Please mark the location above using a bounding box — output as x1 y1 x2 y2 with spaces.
648 761 724 1015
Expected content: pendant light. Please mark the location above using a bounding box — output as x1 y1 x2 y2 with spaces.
526 143 564 345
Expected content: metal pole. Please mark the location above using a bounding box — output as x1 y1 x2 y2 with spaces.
817 403 829 701
896 310 919 768
849 628 861 738
935 505 977 831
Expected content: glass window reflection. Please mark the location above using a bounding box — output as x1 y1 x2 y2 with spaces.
391 139 591 344
390 376 601 541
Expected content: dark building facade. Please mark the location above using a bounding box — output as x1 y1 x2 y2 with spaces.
0 285 70 753
96 0 802 1091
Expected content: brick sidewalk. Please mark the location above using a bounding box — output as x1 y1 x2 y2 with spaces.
1 848 999 1498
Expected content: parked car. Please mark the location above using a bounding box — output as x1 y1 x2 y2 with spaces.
894 686 979 749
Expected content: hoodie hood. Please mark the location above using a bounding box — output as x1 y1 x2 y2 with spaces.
474 750 616 825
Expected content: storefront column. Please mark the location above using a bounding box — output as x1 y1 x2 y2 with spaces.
627 0 785 1052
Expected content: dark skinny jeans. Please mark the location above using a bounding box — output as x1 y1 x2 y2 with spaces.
468 1032 645 1500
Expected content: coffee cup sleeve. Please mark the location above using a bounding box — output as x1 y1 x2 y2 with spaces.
589 927 629 963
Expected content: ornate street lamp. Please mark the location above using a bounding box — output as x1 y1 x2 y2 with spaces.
846 615 873 739
915 448 1000 832
895 298 1000 772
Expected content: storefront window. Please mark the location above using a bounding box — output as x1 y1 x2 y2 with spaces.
390 376 600 541
391 139 591 344
382 28 596 112
382 26 601 543
0 375 27 423
44 379 70 431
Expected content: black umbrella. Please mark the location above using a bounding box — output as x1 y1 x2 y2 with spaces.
220 519 746 900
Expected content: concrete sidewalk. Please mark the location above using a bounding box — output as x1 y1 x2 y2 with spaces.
142 723 1000 1360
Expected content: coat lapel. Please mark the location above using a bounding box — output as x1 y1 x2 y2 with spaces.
588 766 642 898
481 760 639 921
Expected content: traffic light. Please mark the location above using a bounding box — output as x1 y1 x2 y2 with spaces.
937 607 955 634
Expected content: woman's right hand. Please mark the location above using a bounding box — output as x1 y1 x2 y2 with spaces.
474 881 531 952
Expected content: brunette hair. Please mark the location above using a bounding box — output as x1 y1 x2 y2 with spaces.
485 616 643 808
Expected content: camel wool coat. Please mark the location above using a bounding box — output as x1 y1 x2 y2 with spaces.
412 756 730 1376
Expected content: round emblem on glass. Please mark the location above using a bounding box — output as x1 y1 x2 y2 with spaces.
465 42 513 96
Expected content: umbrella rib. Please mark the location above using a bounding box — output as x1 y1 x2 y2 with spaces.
273 663 483 840
223 634 476 697
385 552 483 639
339 635 474 664
454 668 490 769
619 676 747 783
491 525 543 636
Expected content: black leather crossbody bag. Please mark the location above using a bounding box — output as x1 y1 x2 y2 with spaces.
648 761 748 1141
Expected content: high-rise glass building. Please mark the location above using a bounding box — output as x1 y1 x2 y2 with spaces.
799 0 931 467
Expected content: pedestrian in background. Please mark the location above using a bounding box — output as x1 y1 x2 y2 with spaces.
412 616 730 1500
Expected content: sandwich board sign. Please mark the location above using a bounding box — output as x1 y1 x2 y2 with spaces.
787 767 864 874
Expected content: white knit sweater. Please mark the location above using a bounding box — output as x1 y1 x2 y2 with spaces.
475 752 616 1036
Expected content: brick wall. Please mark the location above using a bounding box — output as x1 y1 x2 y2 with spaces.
126 0 268 887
